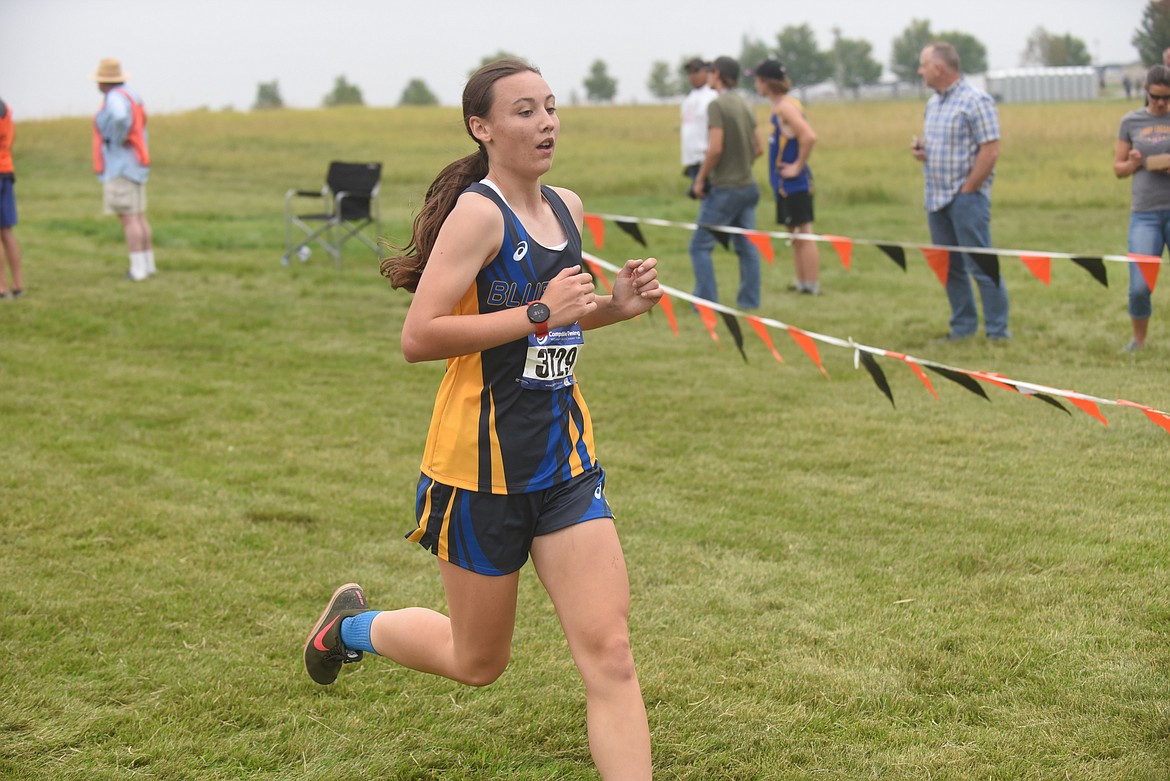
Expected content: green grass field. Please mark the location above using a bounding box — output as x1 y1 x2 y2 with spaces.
2 97 1168 780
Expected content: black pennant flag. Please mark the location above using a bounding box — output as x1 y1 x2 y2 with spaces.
1028 392 1072 416
970 252 1001 287
720 312 747 362
859 351 895 408
877 244 907 271
709 227 732 251
614 220 647 247
1072 256 1108 288
924 365 990 400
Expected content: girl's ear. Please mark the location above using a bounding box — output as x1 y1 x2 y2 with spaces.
469 116 491 144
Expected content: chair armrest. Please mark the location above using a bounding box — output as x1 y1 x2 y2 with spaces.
285 186 328 215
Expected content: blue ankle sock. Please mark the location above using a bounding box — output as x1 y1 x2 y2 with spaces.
340 611 381 655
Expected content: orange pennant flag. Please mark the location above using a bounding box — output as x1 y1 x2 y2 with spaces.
823 234 853 270
583 214 604 249
1116 398 1170 434
658 292 679 336
1128 253 1162 294
583 258 613 294
1066 396 1108 426
886 351 937 399
922 248 950 286
747 231 774 265
786 326 828 377
745 316 783 362
694 302 720 342
1019 254 1052 286
1143 408 1170 434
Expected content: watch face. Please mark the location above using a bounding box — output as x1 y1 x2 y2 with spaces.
528 302 550 324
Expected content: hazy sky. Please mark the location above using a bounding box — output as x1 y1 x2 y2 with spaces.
1 0 1149 119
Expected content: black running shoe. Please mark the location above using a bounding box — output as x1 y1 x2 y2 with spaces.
303 582 367 685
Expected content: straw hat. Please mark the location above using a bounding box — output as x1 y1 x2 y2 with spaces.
91 58 129 83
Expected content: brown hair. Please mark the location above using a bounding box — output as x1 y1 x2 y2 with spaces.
380 58 540 291
757 75 792 96
1148 64 1170 90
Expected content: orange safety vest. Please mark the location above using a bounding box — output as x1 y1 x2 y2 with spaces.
93 87 150 174
0 100 13 175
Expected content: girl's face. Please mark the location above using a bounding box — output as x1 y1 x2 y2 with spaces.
472 71 559 176
1148 83 1170 117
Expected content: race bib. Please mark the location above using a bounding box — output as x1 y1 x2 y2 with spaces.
521 324 584 391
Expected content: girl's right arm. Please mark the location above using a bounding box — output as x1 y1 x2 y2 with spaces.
1114 138 1141 179
401 193 597 363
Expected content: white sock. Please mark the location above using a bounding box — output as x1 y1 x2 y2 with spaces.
145 249 156 275
129 251 148 281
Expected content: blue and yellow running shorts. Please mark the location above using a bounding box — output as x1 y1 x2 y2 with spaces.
407 465 613 576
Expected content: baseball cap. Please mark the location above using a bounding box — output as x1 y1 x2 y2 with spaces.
750 59 787 80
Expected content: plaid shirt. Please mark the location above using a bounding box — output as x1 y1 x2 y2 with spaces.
922 78 999 212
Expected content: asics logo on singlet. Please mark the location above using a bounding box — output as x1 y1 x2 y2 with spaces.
513 241 529 261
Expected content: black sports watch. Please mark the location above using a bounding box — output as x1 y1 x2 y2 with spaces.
526 300 550 338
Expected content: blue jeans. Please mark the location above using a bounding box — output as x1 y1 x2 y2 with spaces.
689 183 761 309
1126 210 1170 319
926 192 1010 339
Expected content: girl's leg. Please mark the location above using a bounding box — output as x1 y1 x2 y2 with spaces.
531 520 651 781
0 228 21 291
368 560 519 686
793 221 820 289
1127 211 1161 348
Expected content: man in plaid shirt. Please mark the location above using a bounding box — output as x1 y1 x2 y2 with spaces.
912 42 1008 341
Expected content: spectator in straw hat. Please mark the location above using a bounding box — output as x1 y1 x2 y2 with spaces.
92 57 155 281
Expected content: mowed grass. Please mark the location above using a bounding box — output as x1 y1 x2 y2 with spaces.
1 97 1168 780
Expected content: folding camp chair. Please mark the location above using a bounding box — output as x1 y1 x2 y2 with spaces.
283 161 382 267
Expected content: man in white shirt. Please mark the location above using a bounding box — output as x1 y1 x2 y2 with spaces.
680 58 716 196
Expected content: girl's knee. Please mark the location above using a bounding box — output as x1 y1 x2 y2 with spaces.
455 650 510 687
581 632 637 686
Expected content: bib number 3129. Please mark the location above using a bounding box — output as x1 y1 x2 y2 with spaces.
521 325 583 390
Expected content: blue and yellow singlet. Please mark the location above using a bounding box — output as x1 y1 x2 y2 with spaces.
419 181 597 495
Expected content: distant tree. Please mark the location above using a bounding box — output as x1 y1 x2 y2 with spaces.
1021 27 1092 66
738 34 773 95
322 75 364 107
584 60 617 103
936 31 989 74
1133 0 1170 65
891 18 934 84
399 79 438 106
472 51 525 75
776 24 834 98
647 61 676 101
832 30 883 98
252 80 283 110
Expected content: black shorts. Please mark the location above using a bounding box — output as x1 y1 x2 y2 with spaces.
776 190 814 228
407 465 614 576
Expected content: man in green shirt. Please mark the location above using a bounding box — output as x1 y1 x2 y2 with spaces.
690 56 764 309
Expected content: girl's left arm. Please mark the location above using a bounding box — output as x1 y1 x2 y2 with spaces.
552 186 664 331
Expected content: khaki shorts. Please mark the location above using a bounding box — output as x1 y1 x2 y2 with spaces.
103 177 147 215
